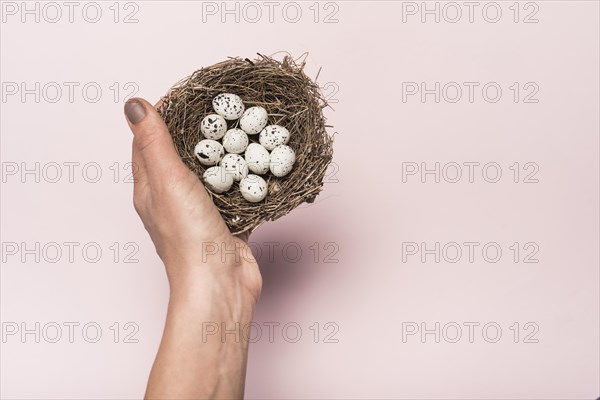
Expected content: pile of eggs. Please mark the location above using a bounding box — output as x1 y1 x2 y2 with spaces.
194 93 296 203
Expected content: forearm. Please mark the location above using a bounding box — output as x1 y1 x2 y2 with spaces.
145 268 256 400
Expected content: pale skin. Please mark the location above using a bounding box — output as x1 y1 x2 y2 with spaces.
124 98 262 399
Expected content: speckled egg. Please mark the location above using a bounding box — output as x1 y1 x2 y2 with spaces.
222 129 249 154
269 145 295 177
239 106 268 135
194 139 224 166
203 166 233 194
244 143 270 175
200 114 227 140
212 93 245 120
259 125 290 151
240 174 268 203
220 153 248 182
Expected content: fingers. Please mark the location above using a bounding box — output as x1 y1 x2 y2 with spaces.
124 98 185 183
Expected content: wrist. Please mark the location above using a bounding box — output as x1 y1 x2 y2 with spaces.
167 263 258 324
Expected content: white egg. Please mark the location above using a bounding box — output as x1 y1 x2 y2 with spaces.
203 166 233 194
195 139 224 166
259 125 290 151
220 153 248 182
240 174 268 203
200 114 227 140
212 93 245 120
222 129 249 154
239 106 268 135
244 143 270 175
270 145 295 177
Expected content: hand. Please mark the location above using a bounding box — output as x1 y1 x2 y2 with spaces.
124 97 261 302
124 98 262 399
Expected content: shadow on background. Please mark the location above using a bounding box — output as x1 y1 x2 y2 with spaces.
250 223 324 306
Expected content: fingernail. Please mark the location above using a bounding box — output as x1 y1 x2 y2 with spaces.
125 99 146 124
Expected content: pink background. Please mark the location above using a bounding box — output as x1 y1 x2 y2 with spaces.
1 1 598 399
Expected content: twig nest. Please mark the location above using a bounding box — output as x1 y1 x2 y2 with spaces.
158 54 334 234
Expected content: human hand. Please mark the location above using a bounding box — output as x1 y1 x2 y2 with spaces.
124 98 262 399
124 97 262 304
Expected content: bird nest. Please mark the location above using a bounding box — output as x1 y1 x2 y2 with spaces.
157 54 334 235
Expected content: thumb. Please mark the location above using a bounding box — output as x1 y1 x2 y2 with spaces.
124 97 184 181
